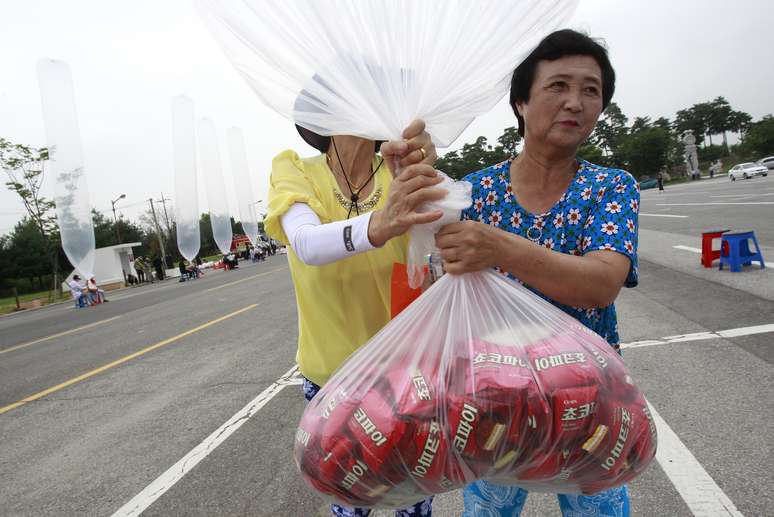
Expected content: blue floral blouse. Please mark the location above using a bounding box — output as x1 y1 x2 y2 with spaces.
461 158 640 348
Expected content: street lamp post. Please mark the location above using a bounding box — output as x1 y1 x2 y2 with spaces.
111 194 126 243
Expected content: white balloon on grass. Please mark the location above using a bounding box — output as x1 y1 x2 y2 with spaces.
197 0 579 147
198 118 233 255
36 59 95 279
171 95 201 262
226 127 259 246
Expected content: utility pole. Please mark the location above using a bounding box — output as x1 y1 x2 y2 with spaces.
148 198 166 260
111 194 126 244
157 192 173 235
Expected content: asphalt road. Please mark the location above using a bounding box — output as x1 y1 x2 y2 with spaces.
0 176 772 517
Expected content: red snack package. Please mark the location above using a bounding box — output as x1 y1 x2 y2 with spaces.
347 387 411 486
528 335 604 393
400 419 461 494
382 361 438 420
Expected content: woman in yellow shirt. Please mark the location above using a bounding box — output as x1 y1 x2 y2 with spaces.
264 120 443 517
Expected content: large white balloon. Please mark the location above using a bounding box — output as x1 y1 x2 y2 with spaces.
198 118 233 255
37 59 95 278
172 96 201 262
197 0 578 146
226 127 259 246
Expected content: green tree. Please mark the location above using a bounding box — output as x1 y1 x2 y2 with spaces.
706 96 733 148
728 110 753 139
91 209 147 251
652 117 672 131
739 115 774 157
591 102 628 165
198 213 219 257
674 106 708 147
497 126 521 157
618 127 671 178
0 137 61 296
437 136 504 179
5 217 51 290
630 116 652 133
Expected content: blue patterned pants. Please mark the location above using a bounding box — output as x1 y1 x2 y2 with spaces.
302 377 434 517
463 479 629 517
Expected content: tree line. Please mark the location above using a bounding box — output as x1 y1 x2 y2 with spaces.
439 96 774 180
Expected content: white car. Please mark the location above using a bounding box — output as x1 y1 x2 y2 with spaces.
728 162 768 181
758 156 774 170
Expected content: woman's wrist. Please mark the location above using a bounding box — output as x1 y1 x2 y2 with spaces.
493 228 523 272
367 209 391 247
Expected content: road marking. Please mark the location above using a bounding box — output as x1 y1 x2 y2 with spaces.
111 364 300 517
673 245 773 268
0 304 257 416
648 402 745 516
639 213 689 218
205 267 287 292
0 316 121 356
622 323 774 349
710 192 774 198
656 202 774 206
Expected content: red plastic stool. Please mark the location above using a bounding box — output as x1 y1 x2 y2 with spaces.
701 229 729 268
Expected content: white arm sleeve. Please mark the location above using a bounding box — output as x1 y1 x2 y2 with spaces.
280 203 378 266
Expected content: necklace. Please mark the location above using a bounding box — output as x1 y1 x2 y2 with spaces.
513 159 578 244
330 138 384 218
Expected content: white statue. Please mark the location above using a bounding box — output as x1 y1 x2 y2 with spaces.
681 130 700 180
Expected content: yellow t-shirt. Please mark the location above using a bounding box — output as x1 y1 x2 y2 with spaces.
264 150 408 386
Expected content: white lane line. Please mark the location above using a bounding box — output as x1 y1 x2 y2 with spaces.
710 192 774 198
622 323 774 349
111 364 299 517
656 202 774 206
673 245 773 268
639 213 689 218
648 402 745 516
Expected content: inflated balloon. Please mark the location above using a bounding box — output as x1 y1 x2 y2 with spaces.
226 127 259 246
36 59 95 278
198 118 233 255
197 0 578 146
172 95 201 262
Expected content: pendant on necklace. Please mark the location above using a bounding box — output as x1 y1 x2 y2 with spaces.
350 193 359 203
526 226 543 242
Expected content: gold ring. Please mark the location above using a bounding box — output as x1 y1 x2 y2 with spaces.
419 147 427 160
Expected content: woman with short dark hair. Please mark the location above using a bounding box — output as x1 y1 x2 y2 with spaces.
435 29 638 516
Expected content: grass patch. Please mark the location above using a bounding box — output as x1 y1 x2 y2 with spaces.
0 290 70 315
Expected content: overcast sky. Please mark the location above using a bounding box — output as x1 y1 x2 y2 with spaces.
1 0 772 236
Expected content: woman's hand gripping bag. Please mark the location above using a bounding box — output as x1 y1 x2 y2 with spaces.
294 176 656 508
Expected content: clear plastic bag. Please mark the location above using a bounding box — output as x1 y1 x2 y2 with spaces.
37 59 96 278
405 172 471 289
294 178 656 508
198 118 233 255
172 95 201 262
226 127 260 246
196 0 578 146
296 271 657 507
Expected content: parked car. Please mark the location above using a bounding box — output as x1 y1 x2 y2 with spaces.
638 175 658 190
728 162 768 181
757 156 774 171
